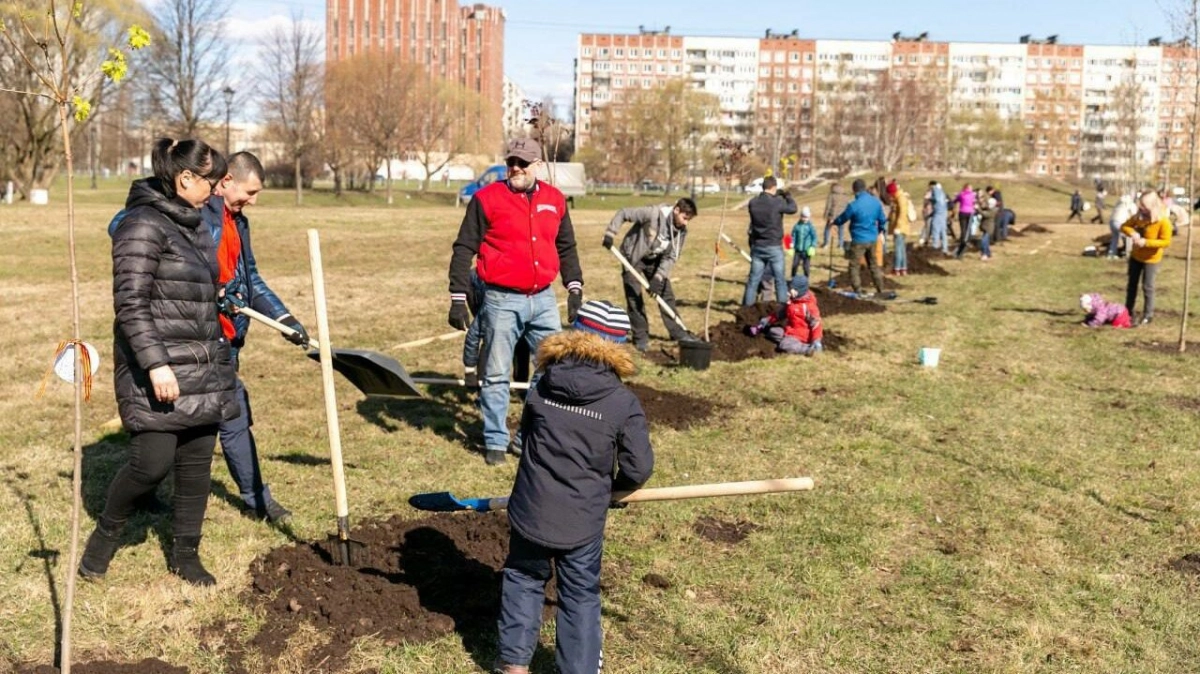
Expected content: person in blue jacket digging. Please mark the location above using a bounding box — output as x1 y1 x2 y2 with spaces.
494 300 655 674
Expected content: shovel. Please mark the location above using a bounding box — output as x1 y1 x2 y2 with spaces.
608 247 691 335
718 232 753 263
408 477 814 513
239 306 424 398
307 229 366 566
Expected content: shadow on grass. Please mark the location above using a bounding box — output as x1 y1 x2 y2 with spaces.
269 452 359 469
991 306 1076 317
355 372 485 455
3 465 63 667
384 526 556 673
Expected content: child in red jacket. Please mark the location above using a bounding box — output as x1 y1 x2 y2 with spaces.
748 275 824 355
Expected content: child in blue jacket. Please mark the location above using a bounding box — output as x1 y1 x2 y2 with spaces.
791 206 818 279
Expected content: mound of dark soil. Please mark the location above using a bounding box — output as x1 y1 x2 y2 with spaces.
708 321 780 362
1021 223 1051 234
693 516 759 544
17 660 188 674
809 289 888 316
905 248 952 276
1170 553 1200 575
627 382 714 430
230 512 516 673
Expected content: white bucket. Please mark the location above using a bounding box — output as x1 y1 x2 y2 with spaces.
30 189 49 205
919 347 941 368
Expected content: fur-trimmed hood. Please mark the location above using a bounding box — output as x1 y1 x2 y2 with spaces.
536 330 636 379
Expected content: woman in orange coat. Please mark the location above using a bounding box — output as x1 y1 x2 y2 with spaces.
1119 191 1172 326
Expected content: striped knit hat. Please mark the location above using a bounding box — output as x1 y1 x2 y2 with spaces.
572 300 630 343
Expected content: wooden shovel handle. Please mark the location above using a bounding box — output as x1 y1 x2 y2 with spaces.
308 230 351 522
612 477 813 504
239 305 320 349
607 247 689 333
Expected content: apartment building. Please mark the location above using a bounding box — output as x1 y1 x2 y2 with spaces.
574 30 685 147
575 28 1196 183
326 0 505 151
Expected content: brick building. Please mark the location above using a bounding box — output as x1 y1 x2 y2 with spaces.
326 0 505 153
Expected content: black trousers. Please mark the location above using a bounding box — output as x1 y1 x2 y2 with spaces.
99 424 218 537
622 263 687 346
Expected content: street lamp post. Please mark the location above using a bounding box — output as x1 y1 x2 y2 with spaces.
689 125 699 201
222 86 235 155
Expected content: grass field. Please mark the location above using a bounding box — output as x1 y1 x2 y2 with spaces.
3 176 1200 673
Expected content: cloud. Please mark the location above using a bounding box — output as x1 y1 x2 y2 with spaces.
222 14 324 46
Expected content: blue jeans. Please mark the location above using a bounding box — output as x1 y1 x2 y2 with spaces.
743 245 787 305
821 222 845 248
218 375 274 510
480 286 560 451
1107 221 1122 257
893 234 907 271
980 232 992 258
930 213 948 252
498 530 604 674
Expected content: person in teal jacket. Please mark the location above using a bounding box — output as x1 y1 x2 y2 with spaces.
790 206 818 279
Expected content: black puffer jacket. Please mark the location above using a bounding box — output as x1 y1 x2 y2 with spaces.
507 331 654 549
111 179 239 432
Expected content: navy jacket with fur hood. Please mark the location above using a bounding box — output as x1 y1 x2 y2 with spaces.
507 330 654 549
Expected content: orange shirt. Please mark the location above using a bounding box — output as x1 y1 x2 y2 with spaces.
217 207 242 340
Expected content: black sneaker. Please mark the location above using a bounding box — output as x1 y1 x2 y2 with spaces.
485 449 507 466
508 437 523 458
883 292 898 301
1140 316 1153 326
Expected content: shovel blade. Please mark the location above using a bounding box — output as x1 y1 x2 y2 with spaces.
307 349 424 398
324 532 367 566
407 491 507 513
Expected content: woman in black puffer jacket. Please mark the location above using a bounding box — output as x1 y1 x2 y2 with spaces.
80 138 239 587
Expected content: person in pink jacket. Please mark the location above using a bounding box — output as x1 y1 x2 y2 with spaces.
953 184 976 244
1080 293 1132 328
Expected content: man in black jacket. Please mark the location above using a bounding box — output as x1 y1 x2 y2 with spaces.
495 300 653 674
742 176 797 305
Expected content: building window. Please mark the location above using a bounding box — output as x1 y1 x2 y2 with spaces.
615 48 624 57
583 47 592 56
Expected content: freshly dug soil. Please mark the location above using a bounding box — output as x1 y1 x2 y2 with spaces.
1021 223 1051 234
693 516 759 544
1170 553 1200 575
704 302 857 362
809 289 888 316
230 512 518 673
16 660 189 674
627 382 714 430
1127 340 1200 356
905 247 952 276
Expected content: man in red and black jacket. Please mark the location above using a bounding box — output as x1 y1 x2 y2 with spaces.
448 138 584 466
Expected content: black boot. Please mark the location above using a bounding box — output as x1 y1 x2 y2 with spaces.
169 536 216 586
78 517 124 580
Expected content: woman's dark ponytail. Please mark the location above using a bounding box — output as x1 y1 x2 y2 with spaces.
150 137 227 195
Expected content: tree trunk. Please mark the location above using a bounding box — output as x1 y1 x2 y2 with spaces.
294 155 303 206
704 186 734 342
1179 2 1200 354
57 99 83 674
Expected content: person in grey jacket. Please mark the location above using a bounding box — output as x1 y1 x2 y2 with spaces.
496 300 653 674
743 177 797 305
602 197 697 351
822 182 850 248
80 138 239 587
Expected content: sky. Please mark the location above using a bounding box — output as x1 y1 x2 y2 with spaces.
226 0 1176 108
